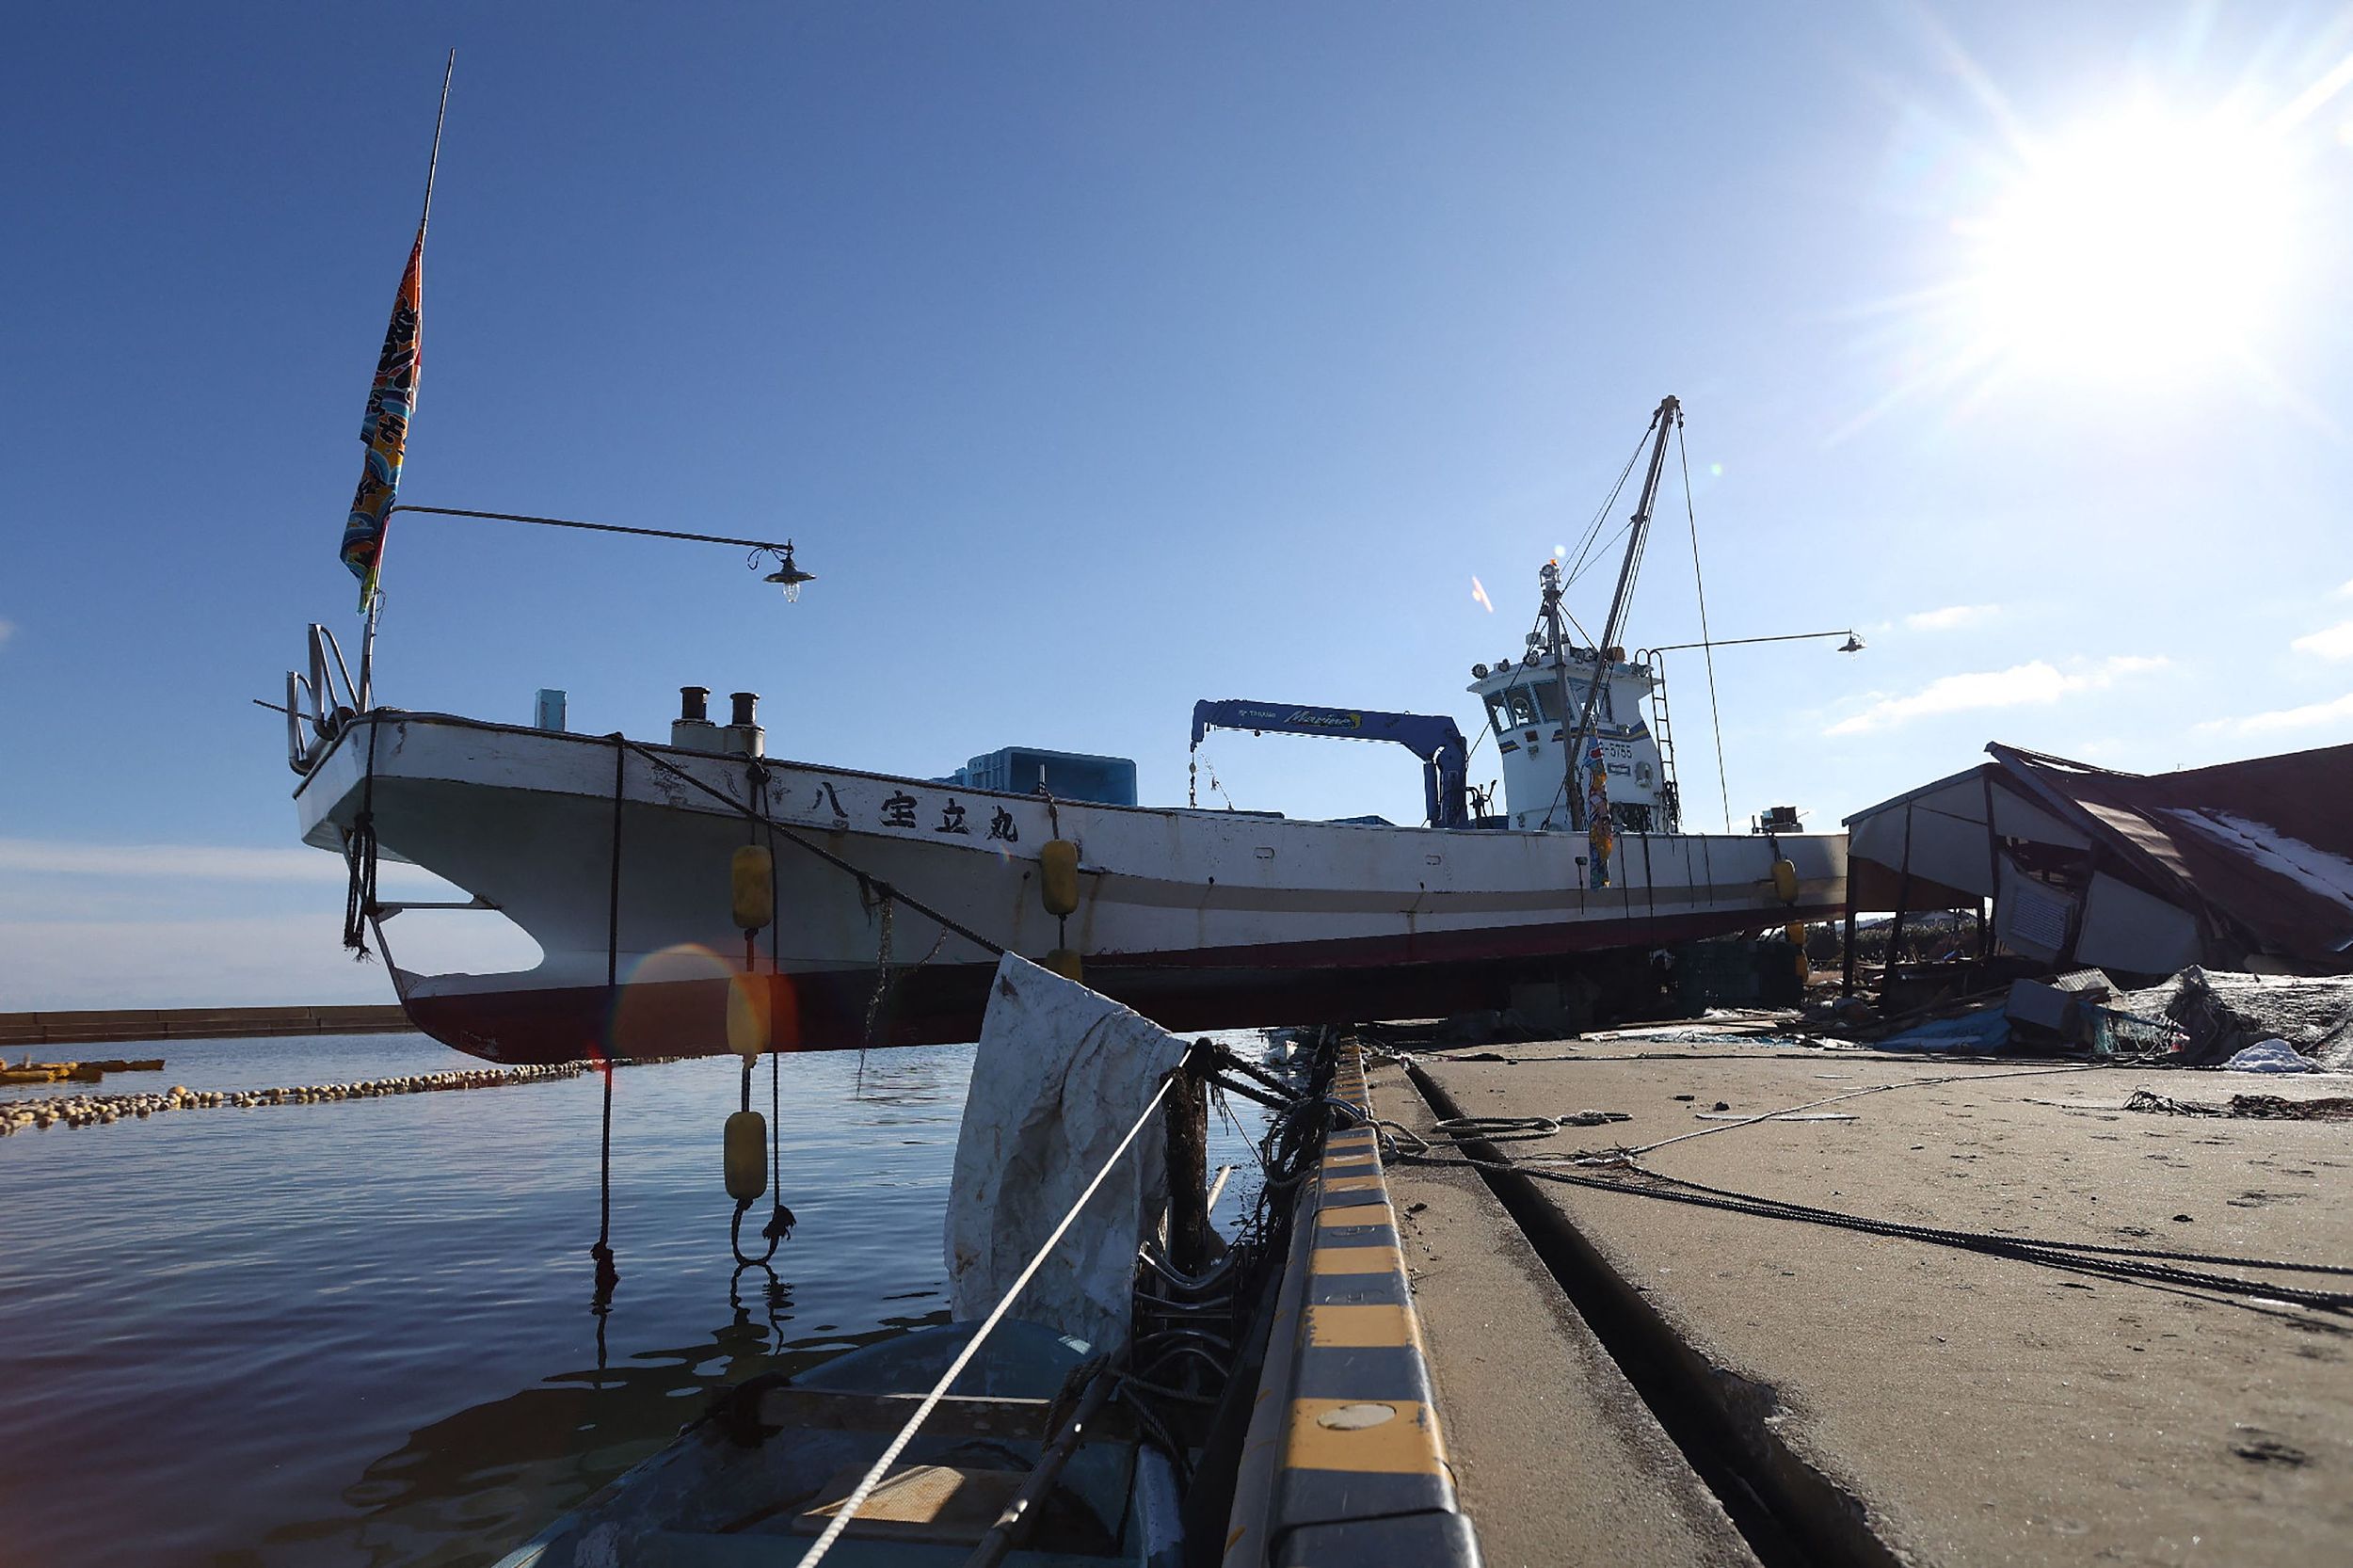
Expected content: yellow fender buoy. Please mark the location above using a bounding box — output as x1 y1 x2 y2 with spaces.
731 844 775 933
1784 920 1807 948
1770 857 1800 904
726 976 769 1059
1044 949 1084 983
1039 840 1081 919
725 1110 768 1201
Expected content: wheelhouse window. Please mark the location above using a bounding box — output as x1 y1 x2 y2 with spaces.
1486 687 1539 731
1555 678 1614 725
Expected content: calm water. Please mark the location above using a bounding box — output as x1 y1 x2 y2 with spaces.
0 1032 1265 1567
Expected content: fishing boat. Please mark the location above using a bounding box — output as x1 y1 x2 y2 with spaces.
285 396 1848 1064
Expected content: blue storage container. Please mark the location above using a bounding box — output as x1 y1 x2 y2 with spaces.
937 746 1137 806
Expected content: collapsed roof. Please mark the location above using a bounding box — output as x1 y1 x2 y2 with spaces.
1843 742 2353 975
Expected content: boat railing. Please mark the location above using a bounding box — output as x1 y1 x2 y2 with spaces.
280 624 363 775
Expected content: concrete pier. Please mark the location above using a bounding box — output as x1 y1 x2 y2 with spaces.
0 1002 412 1048
1383 1102 1761 1568
1368 1031 2353 1567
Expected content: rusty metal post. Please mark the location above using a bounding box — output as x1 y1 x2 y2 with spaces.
1880 803 1915 1004
1165 1042 1212 1275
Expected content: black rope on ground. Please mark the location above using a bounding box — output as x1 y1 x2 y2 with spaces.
1385 1128 2353 1311
1611 1160 2353 1279
1430 1112 1629 1141
591 736 624 1313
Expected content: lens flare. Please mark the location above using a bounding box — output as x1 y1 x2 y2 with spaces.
1470 576 1495 614
1970 106 2295 374
600 942 802 1058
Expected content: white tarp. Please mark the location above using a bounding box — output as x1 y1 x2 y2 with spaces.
944 953 1186 1355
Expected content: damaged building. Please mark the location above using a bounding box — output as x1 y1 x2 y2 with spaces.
1841 741 2353 985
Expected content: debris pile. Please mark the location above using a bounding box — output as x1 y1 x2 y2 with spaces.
2121 1088 2353 1120
0 1055 165 1086
2115 967 2353 1069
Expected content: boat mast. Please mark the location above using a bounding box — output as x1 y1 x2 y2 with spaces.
356 50 456 714
1538 560 1575 827
1564 394 1679 830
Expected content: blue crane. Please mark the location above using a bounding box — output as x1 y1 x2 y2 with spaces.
1189 699 1473 829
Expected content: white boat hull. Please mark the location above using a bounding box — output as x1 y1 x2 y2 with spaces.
296 712 1847 1063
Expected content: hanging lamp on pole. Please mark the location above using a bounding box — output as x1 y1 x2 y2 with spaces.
761 541 816 601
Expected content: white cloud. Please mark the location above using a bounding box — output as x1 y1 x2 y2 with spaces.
2 840 334 881
0 838 441 891
0 908 539 1011
2291 621 2353 660
0 838 449 899
1904 603 1999 632
2338 578 2353 600
0 617 14 648
0 847 523 1008
0 914 400 1010
1826 655 2169 736
0 838 344 882
2202 691 2353 737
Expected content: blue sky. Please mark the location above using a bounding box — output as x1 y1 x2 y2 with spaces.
6 3 2353 1006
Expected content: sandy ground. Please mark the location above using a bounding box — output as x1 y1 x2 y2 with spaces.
1401 1034 2353 1568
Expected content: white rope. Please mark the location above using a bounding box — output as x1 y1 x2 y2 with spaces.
797 1059 1179 1568
1607 1063 2105 1161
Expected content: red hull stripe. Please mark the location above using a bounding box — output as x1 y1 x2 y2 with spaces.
396 904 1839 1064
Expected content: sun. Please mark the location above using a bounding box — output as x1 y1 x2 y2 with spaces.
1967 106 2297 376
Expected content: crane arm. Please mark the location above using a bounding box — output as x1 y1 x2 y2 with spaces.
1188 699 1472 828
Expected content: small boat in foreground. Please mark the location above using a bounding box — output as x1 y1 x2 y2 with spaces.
497 1320 1176 1568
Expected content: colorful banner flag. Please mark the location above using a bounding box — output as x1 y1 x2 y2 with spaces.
340 231 424 611
1585 738 1613 889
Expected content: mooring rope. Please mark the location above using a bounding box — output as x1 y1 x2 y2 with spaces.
619 740 1008 961
1616 1063 2106 1160
342 717 382 959
592 736 626 1312
795 1062 1179 1568
1674 417 1735 835
862 895 895 1048
761 767 787 1225
744 760 795 1258
1387 1073 2353 1311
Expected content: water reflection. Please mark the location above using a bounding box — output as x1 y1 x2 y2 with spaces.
849 1048 966 1108
271 1294 948 1567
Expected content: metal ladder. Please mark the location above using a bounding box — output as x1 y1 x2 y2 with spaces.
1648 657 1683 832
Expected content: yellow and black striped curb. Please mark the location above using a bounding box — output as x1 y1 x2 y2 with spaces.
1224 1047 1481 1567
